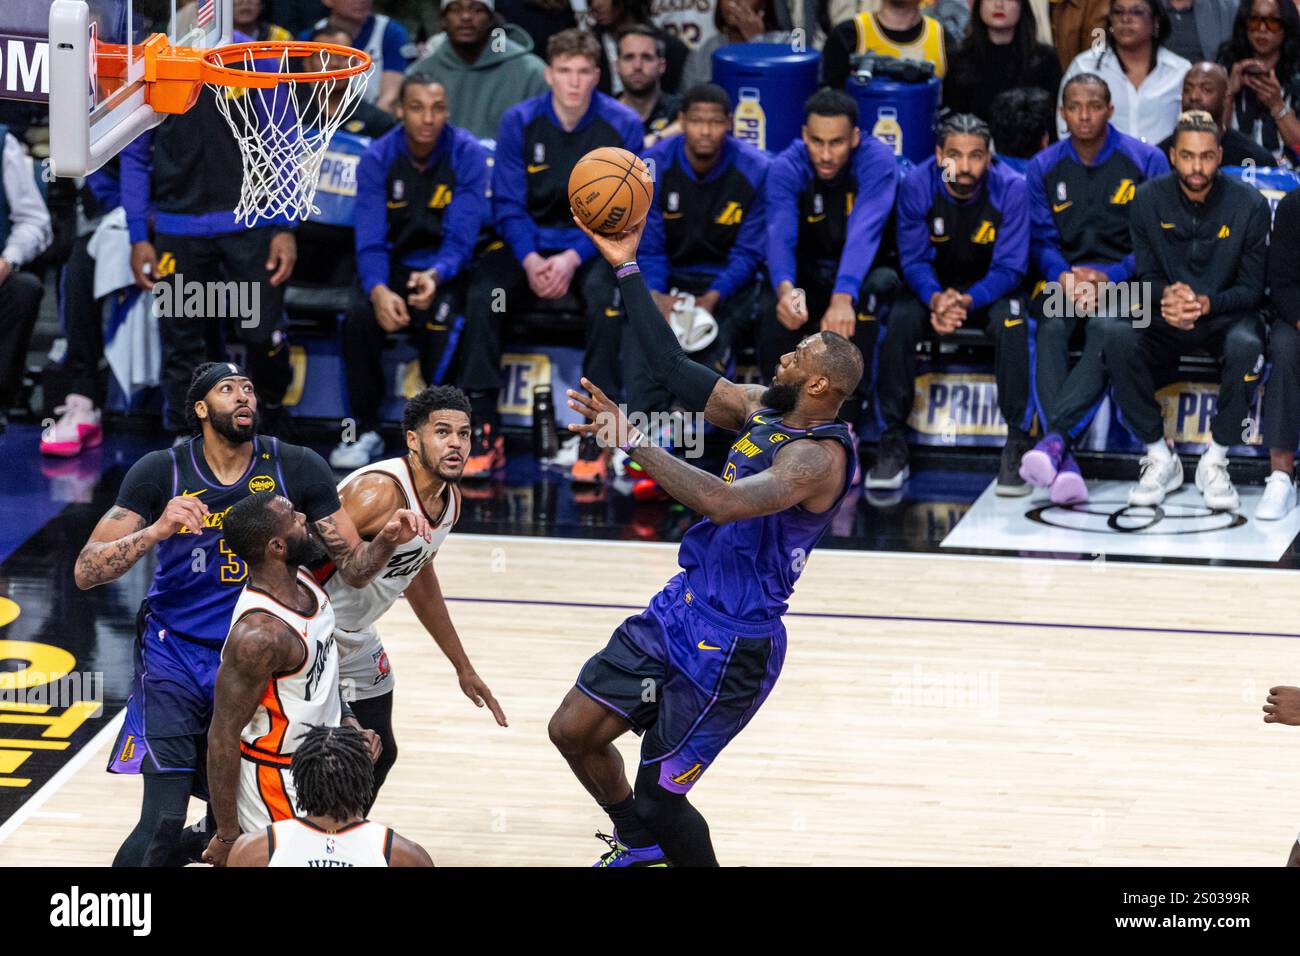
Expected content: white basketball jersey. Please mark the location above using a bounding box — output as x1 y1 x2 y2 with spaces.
267 818 392 868
230 571 341 762
325 457 459 632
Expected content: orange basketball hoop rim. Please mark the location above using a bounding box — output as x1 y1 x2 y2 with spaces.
95 36 373 116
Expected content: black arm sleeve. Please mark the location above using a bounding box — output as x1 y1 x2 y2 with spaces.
284 445 343 522
1269 191 1300 324
619 267 723 412
113 450 173 523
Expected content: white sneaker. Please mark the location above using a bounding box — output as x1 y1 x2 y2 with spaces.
39 394 102 457
329 430 384 469
1195 454 1239 512
1255 471 1296 521
1128 452 1183 506
550 433 581 468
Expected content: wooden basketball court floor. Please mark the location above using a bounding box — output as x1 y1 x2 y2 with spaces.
1 534 1298 867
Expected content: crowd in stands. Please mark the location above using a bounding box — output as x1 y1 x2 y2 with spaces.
9 0 1300 521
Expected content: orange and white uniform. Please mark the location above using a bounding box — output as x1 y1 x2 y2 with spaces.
266 817 393 867
323 457 459 701
228 571 340 831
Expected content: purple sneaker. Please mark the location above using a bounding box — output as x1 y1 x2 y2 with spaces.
593 831 669 867
1019 434 1066 488
1049 453 1088 505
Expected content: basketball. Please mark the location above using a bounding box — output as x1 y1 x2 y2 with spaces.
568 147 654 235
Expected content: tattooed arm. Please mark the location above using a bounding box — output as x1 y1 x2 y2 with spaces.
630 438 845 525
311 506 432 588
74 496 209 590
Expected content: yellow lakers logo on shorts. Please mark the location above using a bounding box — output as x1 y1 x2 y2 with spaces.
671 763 704 785
249 475 276 494
119 735 136 762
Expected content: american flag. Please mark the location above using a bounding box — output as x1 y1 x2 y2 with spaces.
195 0 216 29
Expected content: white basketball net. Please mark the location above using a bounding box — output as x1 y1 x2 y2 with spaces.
207 46 372 226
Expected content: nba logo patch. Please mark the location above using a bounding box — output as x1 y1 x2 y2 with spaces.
393 180 405 202
1056 181 1067 202
813 193 824 216
933 216 944 235
533 143 545 164
326 838 336 854
667 191 680 212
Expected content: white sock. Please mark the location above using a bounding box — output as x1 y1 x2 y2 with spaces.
1271 469 1294 483
1202 441 1229 464
1146 440 1172 461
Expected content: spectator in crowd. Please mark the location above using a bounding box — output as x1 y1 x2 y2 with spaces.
1019 73 1168 504
822 0 951 89
40 167 118 457
331 76 488 468
461 29 642 482
651 0 722 50
1257 187 1300 519
871 113 1031 493
0 128 52 434
291 26 397 286
680 0 795 91
944 0 1062 124
1162 0 1235 64
496 0 578 58
1158 62 1275 164
766 89 898 431
407 0 548 142
269 0 330 36
121 93 297 441
988 86 1056 172
301 0 413 113
1060 0 1191 144
1105 110 1269 511
826 0 974 47
1050 0 1110 71
375 0 442 43
591 0 688 95
234 0 294 40
631 84 769 420
1217 0 1300 164
616 25 683 146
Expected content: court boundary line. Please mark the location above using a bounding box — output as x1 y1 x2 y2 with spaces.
0 709 125 848
441 594 1300 641
451 532 1295 576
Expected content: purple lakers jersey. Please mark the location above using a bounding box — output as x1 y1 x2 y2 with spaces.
677 408 856 621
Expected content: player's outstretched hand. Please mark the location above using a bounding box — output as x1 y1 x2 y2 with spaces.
459 671 508 727
1264 686 1300 725
566 377 636 449
380 508 432 546
152 494 210 540
571 214 646 267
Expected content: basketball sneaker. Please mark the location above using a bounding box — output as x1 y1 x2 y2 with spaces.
593 831 668 867
329 431 384 469
866 431 909 490
1256 471 1297 520
463 423 506 480
1128 450 1183 506
39 395 102 458
1195 453 1239 513
570 435 609 484
1019 433 1065 488
996 429 1032 497
1049 454 1088 505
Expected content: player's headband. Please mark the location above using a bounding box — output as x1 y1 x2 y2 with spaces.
192 362 249 404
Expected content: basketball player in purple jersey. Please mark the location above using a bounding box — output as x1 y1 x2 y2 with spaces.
548 216 864 867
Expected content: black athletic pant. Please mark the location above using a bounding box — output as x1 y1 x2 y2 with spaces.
622 273 765 416
1105 311 1265 447
0 271 44 411
154 228 291 435
342 268 468 433
877 293 1032 436
757 264 894 427
461 246 622 400
1032 289 1131 440
291 222 356 286
59 233 107 404
1262 317 1300 452
350 692 398 806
